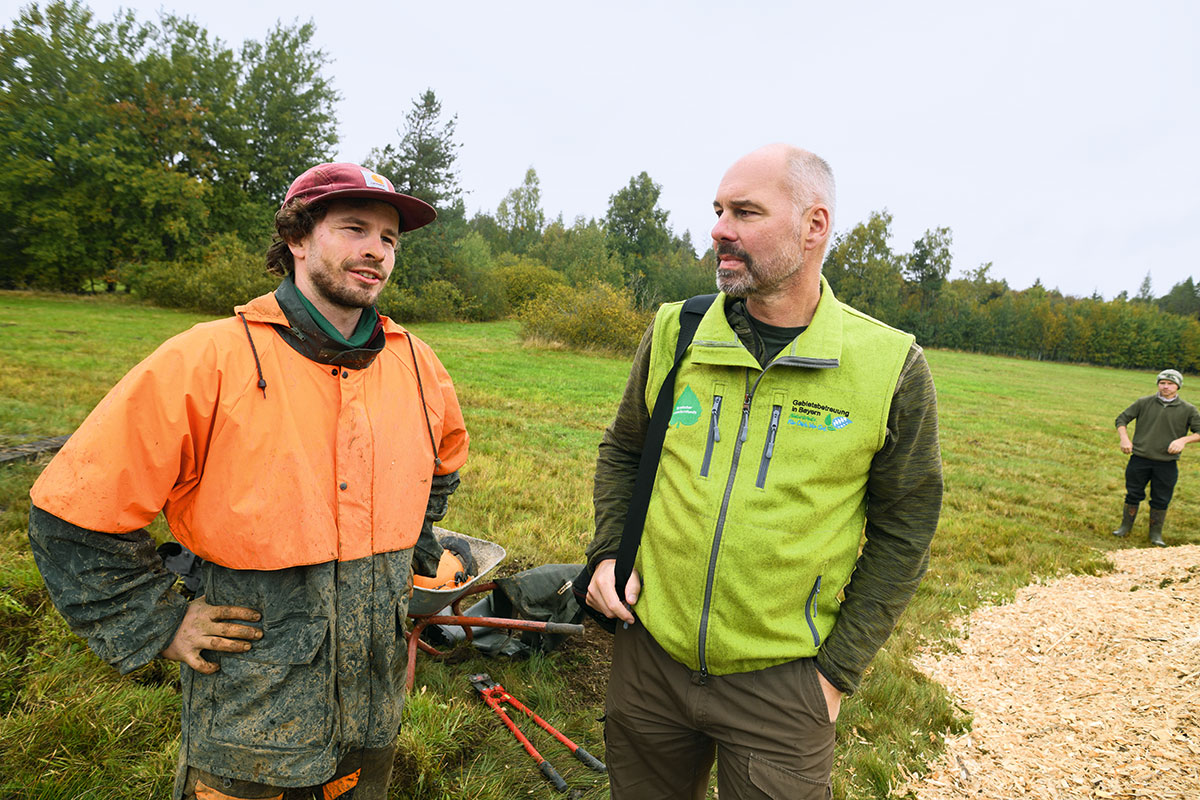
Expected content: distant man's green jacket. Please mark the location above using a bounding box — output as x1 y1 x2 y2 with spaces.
1116 394 1200 461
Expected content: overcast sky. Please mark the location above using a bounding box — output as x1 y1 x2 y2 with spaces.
4 0 1197 300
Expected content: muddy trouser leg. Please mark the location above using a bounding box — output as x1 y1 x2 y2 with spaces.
320 745 396 800
181 745 396 800
605 622 834 800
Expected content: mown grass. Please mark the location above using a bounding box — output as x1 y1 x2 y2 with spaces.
2 290 1196 799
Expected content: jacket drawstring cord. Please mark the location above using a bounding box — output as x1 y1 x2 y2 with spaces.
406 334 443 469
238 313 268 398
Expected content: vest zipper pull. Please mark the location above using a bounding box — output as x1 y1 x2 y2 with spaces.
738 393 751 443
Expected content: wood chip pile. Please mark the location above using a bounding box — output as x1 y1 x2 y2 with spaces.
901 544 1200 800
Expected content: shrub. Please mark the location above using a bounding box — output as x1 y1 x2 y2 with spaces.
127 234 277 315
517 282 650 354
457 269 507 321
378 279 464 323
419 280 466 322
493 255 565 310
443 233 507 321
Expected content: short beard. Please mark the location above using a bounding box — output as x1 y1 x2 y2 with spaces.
714 241 802 298
309 260 385 310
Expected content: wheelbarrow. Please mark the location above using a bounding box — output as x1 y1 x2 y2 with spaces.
404 528 585 690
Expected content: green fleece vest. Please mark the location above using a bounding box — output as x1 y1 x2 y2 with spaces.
636 278 914 675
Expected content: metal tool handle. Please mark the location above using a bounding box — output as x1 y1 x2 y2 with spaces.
573 746 606 773
539 760 569 793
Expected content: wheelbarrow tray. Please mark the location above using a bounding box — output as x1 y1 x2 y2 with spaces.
407 527 506 616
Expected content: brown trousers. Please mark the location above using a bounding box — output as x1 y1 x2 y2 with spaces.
605 623 835 800
181 745 396 800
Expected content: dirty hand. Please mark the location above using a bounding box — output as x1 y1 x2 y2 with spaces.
586 558 640 625
816 671 843 724
161 595 262 675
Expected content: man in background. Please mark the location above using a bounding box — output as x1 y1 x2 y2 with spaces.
585 143 942 799
1113 368 1200 546
29 162 468 799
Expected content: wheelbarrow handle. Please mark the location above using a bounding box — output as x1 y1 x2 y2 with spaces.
419 616 582 638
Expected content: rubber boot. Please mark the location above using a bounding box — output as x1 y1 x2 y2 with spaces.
1112 503 1138 537
1148 508 1167 547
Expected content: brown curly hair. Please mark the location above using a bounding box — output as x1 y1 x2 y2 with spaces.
265 199 329 277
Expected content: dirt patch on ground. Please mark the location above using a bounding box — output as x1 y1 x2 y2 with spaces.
554 617 614 708
901 544 1200 800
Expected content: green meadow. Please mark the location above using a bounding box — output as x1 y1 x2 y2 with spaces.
1 291 1194 800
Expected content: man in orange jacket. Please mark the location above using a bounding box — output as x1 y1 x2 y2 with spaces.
28 163 469 800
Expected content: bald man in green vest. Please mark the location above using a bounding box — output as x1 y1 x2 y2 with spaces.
583 144 943 799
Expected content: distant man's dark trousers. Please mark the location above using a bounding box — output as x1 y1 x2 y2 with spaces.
1124 454 1179 510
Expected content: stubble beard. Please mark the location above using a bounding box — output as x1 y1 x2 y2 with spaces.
715 240 804 299
307 256 388 311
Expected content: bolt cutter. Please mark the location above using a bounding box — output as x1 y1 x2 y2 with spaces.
469 673 606 793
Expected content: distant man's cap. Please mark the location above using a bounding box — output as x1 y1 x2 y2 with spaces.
1157 369 1183 387
283 163 437 232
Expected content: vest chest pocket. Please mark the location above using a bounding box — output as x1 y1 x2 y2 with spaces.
700 381 726 478
755 390 788 489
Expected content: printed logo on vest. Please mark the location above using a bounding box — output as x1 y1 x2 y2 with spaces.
788 399 852 432
670 384 701 427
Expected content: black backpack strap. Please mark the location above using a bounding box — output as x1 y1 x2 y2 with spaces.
612 293 718 597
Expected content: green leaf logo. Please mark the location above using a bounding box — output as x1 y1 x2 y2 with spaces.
825 413 832 426
670 384 702 428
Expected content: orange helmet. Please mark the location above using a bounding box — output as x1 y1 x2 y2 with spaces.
412 548 471 591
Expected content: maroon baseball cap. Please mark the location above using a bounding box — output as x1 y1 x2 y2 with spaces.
283 162 437 232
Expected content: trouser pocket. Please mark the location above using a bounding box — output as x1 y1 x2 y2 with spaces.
746 752 832 800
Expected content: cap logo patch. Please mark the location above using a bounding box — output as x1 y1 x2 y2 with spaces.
360 168 394 192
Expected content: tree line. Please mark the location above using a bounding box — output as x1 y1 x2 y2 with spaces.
823 210 1200 372
0 1 709 335
2 1 1198 369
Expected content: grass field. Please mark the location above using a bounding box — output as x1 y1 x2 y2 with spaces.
2 290 1196 799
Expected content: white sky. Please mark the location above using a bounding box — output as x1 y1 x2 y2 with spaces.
4 0 1198 299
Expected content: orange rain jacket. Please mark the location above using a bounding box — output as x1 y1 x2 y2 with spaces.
29 289 469 790
31 292 468 570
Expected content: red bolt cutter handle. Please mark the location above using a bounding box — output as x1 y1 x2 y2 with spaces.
469 673 605 793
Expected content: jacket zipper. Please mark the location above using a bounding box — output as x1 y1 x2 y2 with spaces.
755 404 782 488
804 575 822 647
698 364 778 677
697 378 752 678
700 395 723 477
695 356 838 676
